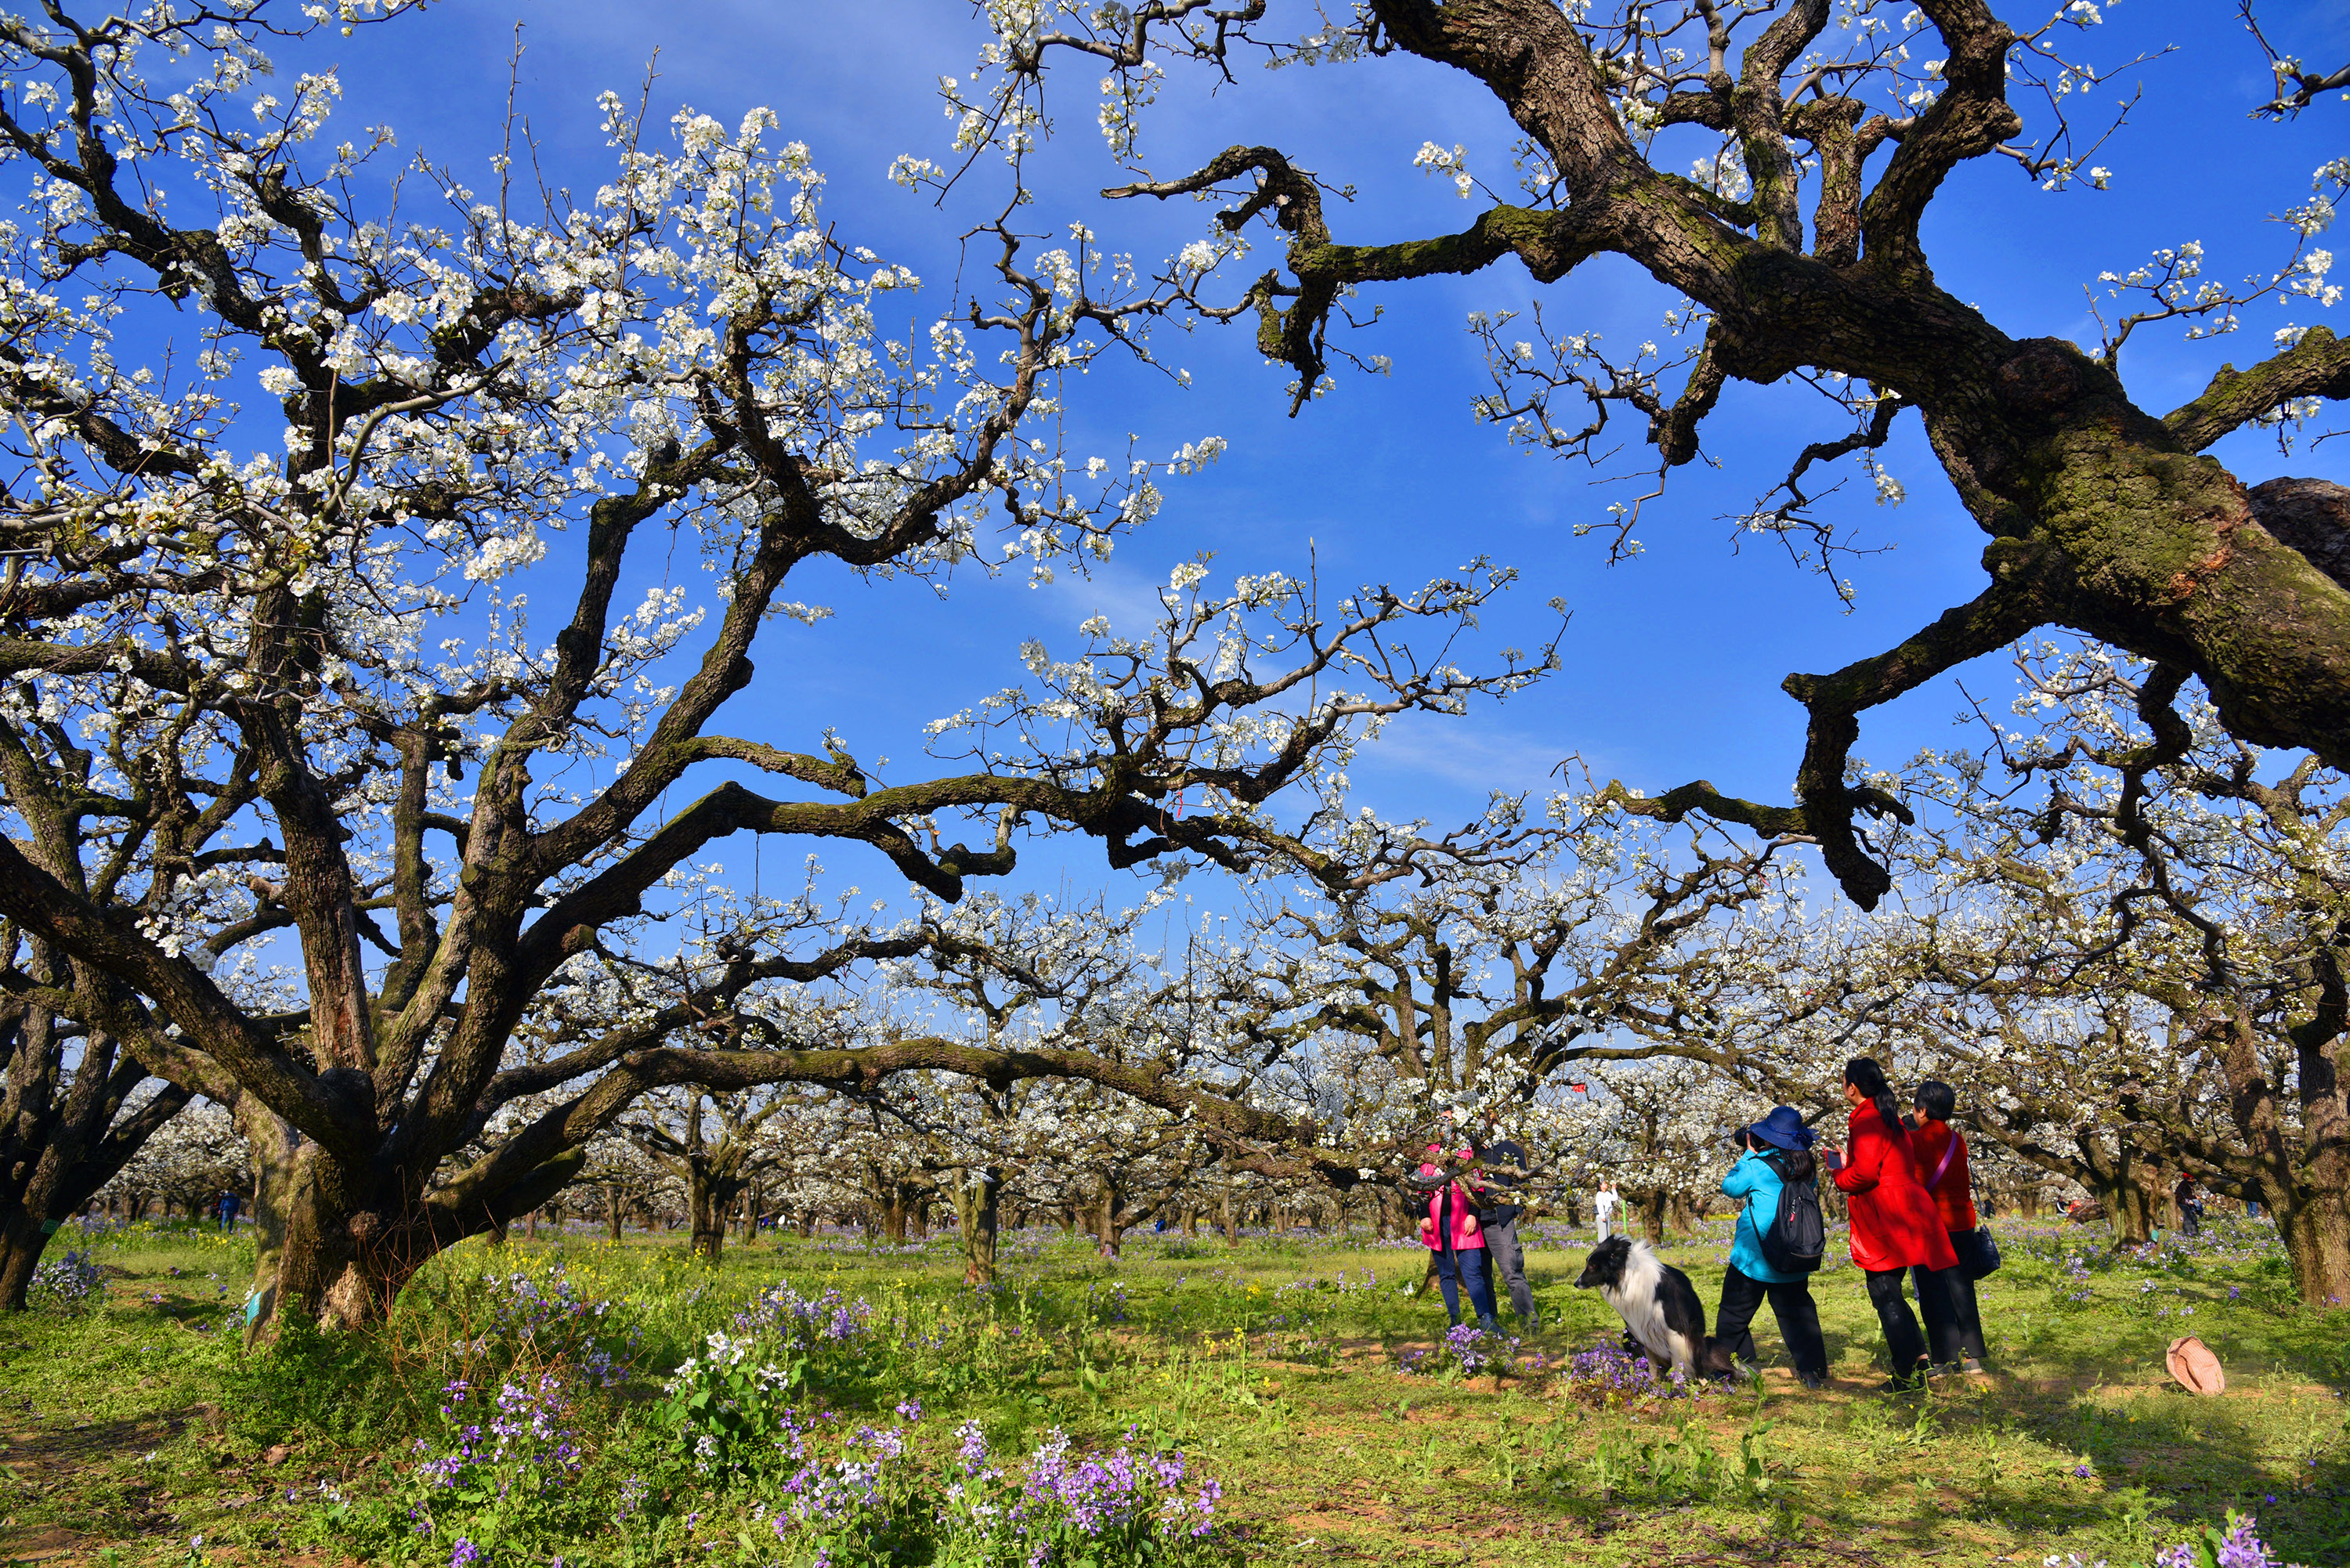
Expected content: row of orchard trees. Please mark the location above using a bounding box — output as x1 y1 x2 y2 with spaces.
87 628 2339 1293
42 634 2350 1307
43 630 2350 1306
3 0 2349 1332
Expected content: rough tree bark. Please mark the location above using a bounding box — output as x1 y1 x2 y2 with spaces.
686 1166 728 1263
1094 1182 1126 1259
2207 997 2350 1302
1637 1189 1668 1245
2076 1135 2162 1248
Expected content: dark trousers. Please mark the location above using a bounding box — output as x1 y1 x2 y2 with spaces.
1712 1264 1828 1381
1864 1266 1931 1378
1480 1215 1536 1326
1434 1242 1500 1328
1913 1252 1987 1365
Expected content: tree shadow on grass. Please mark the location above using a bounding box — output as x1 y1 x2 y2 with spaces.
2270 1451 2350 1564
2 1402 220 1478
1854 1381 2347 1562
144 1294 235 1328
0 1401 236 1561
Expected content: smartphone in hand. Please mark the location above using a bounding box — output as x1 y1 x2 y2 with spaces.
1821 1146 1845 1172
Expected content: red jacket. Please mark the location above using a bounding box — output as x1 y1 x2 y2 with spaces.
1911 1119 1979 1233
1833 1102 1958 1272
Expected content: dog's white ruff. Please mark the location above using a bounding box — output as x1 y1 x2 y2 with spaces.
1600 1240 1703 1380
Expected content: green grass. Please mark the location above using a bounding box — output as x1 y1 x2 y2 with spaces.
2 1216 2344 1566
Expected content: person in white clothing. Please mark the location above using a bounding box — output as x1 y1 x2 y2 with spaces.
1593 1179 1620 1243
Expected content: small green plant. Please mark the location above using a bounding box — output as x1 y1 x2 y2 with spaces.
1587 1419 1732 1502
650 1330 808 1476
2246 1256 2301 1315
2111 1483 2157 1534
222 1313 418 1449
1735 1422 1776 1501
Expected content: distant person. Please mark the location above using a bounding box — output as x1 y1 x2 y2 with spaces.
1908 1081 1990 1375
216 1189 241 1233
2175 1172 2204 1237
1594 1179 1620 1244
1470 1109 1538 1332
1711 1107 1830 1389
1418 1145 1500 1334
1825 1058 1958 1392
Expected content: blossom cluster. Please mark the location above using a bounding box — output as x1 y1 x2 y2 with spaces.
26 1248 106 1313
1555 1340 1709 1404
2144 1512 2309 1568
411 1373 584 1498
2059 1513 2312 1568
754 1411 1227 1568
1444 1323 1498 1376
937 1424 1224 1566
734 1281 875 1347
776 1421 906 1530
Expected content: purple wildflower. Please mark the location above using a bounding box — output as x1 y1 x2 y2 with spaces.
957 1420 990 1476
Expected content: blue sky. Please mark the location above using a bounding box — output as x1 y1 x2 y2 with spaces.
278 0 2350 918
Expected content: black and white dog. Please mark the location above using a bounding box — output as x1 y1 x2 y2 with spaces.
1574 1235 1721 1381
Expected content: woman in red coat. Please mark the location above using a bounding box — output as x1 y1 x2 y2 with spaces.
1828 1058 1957 1390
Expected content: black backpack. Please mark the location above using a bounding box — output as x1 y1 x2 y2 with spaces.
1756 1149 1826 1275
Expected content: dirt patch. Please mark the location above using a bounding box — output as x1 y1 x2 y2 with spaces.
0 1523 94 1563
0 1402 222 1479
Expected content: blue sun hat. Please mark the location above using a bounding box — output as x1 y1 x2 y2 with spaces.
1736 1106 1817 1151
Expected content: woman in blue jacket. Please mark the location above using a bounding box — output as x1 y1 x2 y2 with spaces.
1713 1107 1831 1388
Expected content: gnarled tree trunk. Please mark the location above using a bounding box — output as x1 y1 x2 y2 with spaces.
687 1165 728 1262
1637 1189 1667 1245
2214 1000 2350 1304
1094 1181 1126 1259
949 1166 1004 1284
0 993 191 1311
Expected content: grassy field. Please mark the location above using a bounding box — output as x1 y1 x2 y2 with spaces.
0 1215 2344 1567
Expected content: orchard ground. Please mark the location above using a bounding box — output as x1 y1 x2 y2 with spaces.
0 1216 2344 1567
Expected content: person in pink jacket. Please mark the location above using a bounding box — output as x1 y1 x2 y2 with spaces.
1416 1146 1500 1332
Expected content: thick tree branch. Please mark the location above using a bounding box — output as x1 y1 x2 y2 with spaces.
2164 326 2350 453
